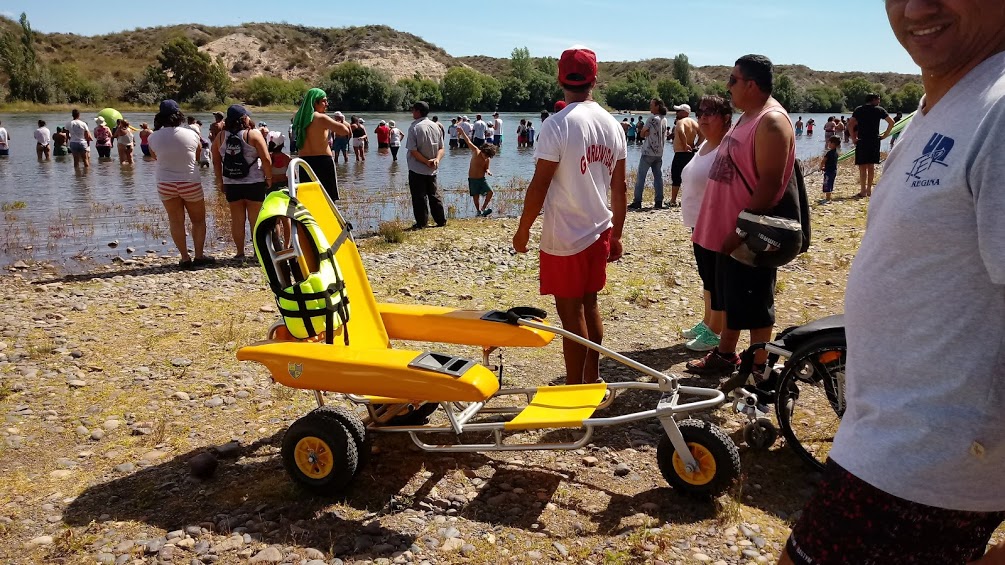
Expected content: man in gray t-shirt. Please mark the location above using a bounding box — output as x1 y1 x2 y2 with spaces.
628 98 669 209
405 101 446 229
781 4 1005 564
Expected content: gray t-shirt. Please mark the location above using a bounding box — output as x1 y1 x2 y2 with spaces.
405 117 442 176
641 114 668 157
830 51 1005 512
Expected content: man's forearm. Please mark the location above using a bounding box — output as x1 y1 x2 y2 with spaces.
517 181 548 234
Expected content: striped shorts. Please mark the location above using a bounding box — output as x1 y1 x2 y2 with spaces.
157 181 203 203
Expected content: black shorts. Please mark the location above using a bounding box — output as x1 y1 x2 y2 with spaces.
692 243 721 309
224 182 267 203
714 253 775 330
786 459 1005 565
855 137 881 165
671 152 695 186
378 142 389 149
299 154 339 201
449 139 459 149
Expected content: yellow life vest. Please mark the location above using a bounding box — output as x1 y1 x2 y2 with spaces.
253 190 351 344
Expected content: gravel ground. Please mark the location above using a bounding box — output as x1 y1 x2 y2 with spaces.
1 166 1000 564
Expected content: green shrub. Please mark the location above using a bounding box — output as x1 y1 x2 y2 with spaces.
188 91 217 110
238 76 308 106
377 220 406 244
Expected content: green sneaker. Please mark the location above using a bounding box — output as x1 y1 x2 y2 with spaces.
682 321 710 340
685 325 720 352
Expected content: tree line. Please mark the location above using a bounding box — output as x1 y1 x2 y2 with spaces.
1 13 922 114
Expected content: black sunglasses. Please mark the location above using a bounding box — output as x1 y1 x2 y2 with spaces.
727 74 747 87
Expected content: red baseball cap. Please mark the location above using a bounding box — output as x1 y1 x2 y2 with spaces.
558 47 597 86
554 100 568 112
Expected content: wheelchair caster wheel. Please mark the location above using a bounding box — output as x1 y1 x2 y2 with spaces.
743 418 777 450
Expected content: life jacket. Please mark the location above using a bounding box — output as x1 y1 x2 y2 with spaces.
253 189 351 344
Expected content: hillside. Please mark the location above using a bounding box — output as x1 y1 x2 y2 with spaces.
4 20 457 83
1 16 921 111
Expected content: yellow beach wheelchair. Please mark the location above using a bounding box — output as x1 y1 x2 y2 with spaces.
237 159 740 497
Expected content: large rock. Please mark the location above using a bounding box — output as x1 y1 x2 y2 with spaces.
249 546 283 563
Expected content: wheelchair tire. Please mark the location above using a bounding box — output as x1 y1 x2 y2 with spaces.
657 419 740 497
774 332 846 472
282 411 358 494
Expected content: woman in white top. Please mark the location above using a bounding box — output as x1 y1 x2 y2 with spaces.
116 119 135 165
679 95 734 352
387 120 403 161
34 120 51 160
147 99 213 268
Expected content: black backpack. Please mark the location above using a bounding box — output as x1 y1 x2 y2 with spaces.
222 131 251 179
768 160 811 254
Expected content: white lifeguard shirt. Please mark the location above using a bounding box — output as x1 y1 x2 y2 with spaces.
533 101 627 256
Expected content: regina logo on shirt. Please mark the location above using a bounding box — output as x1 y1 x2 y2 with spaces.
906 133 954 187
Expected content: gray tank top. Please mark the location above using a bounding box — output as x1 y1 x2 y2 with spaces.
219 129 265 185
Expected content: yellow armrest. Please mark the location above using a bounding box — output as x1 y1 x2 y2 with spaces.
377 303 554 348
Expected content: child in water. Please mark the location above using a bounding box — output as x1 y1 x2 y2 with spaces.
457 126 496 217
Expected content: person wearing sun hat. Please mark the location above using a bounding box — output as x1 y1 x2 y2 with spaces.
292 87 350 200
513 46 628 386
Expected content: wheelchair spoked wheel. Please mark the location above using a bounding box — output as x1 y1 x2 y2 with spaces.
774 333 847 472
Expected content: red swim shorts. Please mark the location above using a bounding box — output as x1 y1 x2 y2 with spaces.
539 229 612 298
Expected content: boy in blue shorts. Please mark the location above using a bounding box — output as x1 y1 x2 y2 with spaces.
458 126 496 216
819 135 840 204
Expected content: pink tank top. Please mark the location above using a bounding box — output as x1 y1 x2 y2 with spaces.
692 104 795 253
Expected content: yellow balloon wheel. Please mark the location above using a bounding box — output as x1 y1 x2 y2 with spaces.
671 442 718 486
294 436 334 479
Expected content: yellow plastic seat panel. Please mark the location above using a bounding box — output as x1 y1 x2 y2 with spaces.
237 341 500 402
504 384 608 430
377 303 554 348
294 181 389 349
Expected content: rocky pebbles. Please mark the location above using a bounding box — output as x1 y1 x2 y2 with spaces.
0 212 875 563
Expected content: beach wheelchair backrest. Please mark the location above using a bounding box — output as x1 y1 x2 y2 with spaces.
253 159 389 349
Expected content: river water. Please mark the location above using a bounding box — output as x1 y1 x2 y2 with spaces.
0 110 887 270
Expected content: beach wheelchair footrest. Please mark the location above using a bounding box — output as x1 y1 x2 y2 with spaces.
504 383 608 430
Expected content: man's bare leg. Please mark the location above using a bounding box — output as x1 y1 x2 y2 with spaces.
719 326 772 364
582 292 603 384
866 164 875 196
857 164 868 196
555 296 589 385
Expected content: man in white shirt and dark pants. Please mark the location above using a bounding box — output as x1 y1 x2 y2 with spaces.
405 101 447 230
513 46 627 386
471 115 487 147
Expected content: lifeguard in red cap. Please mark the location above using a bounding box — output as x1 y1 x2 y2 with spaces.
513 46 628 386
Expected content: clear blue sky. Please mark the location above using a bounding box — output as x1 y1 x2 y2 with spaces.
1 0 919 74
